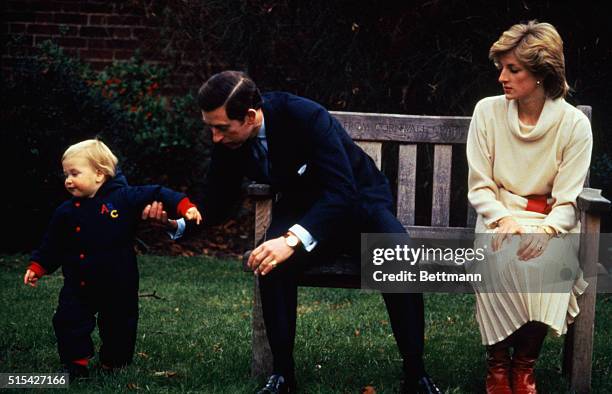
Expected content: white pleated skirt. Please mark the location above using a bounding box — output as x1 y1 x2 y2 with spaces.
468 222 587 345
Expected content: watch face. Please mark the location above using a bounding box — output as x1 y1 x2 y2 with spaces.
286 235 299 247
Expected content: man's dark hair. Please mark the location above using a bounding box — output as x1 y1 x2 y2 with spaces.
197 71 262 121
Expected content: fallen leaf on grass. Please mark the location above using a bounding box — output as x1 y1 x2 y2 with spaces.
127 383 140 390
136 352 149 359
361 385 376 394
354 329 361 337
153 371 178 378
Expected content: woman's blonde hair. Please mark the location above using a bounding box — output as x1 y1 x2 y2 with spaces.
489 20 569 99
62 139 118 177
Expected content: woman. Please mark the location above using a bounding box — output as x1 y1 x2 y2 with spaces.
466 21 592 394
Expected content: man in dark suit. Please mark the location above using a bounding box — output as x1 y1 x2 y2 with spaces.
146 71 440 394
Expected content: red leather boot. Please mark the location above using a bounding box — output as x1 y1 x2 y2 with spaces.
511 322 548 394
485 341 512 394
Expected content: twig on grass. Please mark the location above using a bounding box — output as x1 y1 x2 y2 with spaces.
138 291 164 300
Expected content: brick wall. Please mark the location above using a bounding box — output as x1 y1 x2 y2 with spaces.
1 0 196 94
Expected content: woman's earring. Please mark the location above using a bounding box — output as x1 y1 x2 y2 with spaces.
536 80 541 85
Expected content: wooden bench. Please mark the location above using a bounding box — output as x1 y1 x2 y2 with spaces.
245 107 610 393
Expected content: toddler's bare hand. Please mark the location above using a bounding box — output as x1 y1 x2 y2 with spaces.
23 269 39 287
184 207 202 225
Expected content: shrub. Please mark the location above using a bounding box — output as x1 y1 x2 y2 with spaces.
0 44 127 251
0 41 208 252
90 54 209 187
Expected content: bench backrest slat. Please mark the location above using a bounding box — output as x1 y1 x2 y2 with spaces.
432 144 453 227
397 144 418 226
355 141 382 169
467 203 478 228
576 106 592 187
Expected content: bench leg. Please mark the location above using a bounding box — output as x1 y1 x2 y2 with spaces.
251 198 274 377
567 287 597 394
563 211 601 393
251 276 273 377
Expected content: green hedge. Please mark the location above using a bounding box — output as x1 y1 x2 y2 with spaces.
0 42 208 252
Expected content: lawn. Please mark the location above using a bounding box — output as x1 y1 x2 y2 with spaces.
1 254 610 393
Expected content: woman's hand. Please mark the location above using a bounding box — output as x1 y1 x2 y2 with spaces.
492 217 524 251
517 226 553 261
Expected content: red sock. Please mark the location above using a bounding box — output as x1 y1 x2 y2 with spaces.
72 358 88 367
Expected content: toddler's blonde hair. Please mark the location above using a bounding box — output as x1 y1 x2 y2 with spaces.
62 139 118 177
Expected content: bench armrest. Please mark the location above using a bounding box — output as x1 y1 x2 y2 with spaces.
577 188 611 214
247 183 273 199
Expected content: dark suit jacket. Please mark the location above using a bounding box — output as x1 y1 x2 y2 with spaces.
200 92 394 245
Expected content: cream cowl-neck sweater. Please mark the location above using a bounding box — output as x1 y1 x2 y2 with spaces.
467 95 593 233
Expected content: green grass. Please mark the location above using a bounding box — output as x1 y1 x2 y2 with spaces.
1 254 610 393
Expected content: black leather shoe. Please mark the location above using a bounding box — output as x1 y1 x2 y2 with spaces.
401 374 442 394
256 374 296 394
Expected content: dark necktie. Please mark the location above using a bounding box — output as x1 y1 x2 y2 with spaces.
250 136 271 182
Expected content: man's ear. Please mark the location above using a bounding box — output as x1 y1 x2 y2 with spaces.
245 108 258 125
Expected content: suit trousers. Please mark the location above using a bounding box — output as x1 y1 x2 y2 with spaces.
258 203 426 380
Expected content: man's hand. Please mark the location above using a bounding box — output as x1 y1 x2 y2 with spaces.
492 216 524 251
248 237 295 276
141 201 178 229
184 206 203 225
23 269 39 287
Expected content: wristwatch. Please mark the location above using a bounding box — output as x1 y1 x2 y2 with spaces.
284 232 301 249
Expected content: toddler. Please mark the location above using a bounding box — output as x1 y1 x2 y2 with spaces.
24 139 201 380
